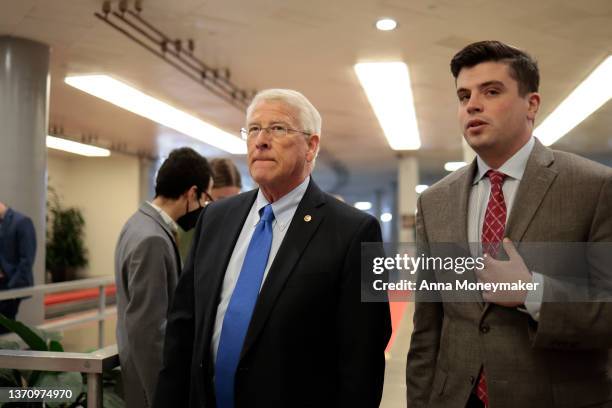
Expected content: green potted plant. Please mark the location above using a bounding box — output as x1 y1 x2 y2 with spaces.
0 314 124 407
46 187 89 282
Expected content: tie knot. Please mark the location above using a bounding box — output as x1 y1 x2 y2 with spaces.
259 204 275 224
486 170 506 186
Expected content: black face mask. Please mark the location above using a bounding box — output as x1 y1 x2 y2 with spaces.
177 204 203 231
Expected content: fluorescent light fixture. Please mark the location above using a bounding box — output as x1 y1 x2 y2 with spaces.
380 212 393 222
415 185 429 194
65 75 246 154
444 161 467 171
354 62 421 150
354 201 373 211
535 55 612 146
376 18 397 31
46 135 111 157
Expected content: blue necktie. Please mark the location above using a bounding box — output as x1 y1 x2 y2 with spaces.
215 204 275 408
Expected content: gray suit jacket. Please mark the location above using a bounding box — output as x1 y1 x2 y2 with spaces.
406 139 612 408
115 203 181 408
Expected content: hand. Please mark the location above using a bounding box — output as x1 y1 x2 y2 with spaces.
475 238 533 307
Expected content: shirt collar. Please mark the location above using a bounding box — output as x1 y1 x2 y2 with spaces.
253 176 310 231
147 201 179 233
474 136 535 185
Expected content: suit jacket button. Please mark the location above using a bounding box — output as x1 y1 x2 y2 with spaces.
480 324 490 333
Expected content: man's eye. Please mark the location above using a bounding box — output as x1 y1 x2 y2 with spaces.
270 125 286 132
458 95 469 102
249 126 261 133
486 89 500 96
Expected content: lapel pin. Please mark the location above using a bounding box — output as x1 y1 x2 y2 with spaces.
304 215 312 222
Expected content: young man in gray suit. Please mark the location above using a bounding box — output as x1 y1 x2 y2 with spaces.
115 147 213 408
406 41 612 408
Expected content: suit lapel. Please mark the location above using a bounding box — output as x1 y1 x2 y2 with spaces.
505 139 557 242
482 139 557 316
449 161 484 306
240 180 326 360
448 162 474 247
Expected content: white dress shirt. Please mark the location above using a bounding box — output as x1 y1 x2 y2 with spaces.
211 176 310 363
467 137 543 320
147 201 179 235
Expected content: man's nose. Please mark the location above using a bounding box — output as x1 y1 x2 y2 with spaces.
466 94 483 114
254 128 272 149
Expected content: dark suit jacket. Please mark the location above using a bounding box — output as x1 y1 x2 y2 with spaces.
406 139 612 408
0 208 36 290
154 180 391 408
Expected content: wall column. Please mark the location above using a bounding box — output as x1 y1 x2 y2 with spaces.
0 36 50 325
397 155 418 243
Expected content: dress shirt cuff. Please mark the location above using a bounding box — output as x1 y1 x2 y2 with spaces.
517 271 544 321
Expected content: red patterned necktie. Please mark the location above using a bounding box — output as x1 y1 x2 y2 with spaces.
482 170 507 257
476 169 507 408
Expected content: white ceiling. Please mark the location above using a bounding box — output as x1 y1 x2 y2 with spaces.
2 0 612 202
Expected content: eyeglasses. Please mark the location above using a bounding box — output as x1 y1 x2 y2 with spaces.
240 125 311 140
202 191 214 206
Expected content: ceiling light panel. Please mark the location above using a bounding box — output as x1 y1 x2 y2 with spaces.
46 135 111 157
65 75 247 154
354 62 421 150
535 55 612 146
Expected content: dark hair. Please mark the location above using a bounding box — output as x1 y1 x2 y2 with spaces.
450 40 539 95
155 147 212 199
210 158 242 189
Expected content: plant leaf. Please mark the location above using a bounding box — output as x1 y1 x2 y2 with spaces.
0 314 48 351
37 371 83 407
49 340 64 352
28 370 42 386
0 368 19 387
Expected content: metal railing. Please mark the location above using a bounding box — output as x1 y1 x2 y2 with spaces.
0 276 115 348
0 277 119 407
0 344 119 408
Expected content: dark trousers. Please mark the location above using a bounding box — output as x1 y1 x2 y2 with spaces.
0 298 22 334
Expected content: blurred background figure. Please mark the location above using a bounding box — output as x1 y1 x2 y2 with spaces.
0 201 36 333
178 157 243 260
210 158 243 201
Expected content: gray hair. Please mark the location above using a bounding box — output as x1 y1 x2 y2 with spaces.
246 89 322 136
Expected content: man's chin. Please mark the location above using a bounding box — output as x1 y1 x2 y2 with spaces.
465 133 494 150
250 171 274 186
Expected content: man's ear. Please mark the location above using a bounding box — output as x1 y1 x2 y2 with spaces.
526 92 541 122
306 134 320 163
184 185 198 201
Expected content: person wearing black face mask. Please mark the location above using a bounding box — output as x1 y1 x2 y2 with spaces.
177 187 214 231
115 147 212 408
177 185 214 260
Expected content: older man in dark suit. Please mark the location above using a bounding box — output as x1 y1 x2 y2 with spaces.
154 89 391 408
406 41 612 408
0 201 36 331
115 148 212 408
